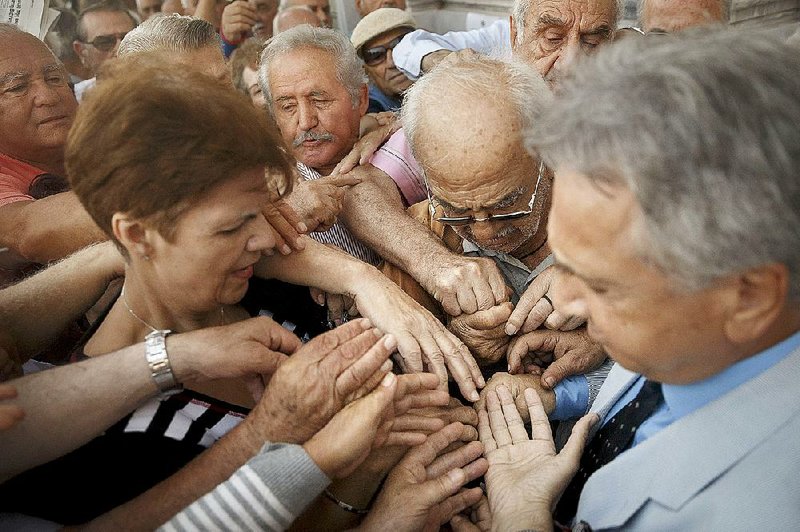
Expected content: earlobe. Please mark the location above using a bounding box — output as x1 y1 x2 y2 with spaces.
112 213 153 261
723 264 789 344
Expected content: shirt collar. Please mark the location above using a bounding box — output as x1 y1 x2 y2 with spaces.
662 329 800 420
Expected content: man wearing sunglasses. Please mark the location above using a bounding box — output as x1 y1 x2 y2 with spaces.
73 2 137 79
351 8 417 113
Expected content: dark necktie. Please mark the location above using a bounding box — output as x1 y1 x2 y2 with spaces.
554 380 664 525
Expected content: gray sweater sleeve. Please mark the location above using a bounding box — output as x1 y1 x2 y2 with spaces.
158 443 331 532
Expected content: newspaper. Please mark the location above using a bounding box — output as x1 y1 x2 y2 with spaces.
1 0 60 40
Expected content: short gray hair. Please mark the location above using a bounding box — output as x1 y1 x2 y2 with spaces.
402 55 551 169
259 25 367 113
118 13 218 56
531 28 800 300
512 0 621 45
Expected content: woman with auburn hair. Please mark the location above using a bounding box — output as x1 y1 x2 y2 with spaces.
0 54 480 524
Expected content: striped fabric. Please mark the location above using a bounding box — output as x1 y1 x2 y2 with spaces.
109 391 247 449
296 163 381 266
160 443 330 532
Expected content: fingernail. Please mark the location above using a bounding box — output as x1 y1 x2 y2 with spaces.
544 376 555 388
280 244 291 255
469 390 480 402
590 413 600 426
380 359 393 372
381 372 396 387
505 324 517 335
383 335 397 350
297 223 308 233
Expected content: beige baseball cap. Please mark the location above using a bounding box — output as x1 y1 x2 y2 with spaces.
351 8 417 55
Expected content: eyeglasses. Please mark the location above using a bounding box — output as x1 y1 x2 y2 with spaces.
616 26 670 37
361 32 410 66
82 32 129 52
423 162 545 226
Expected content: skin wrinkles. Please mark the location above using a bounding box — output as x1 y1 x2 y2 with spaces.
75 11 137 75
511 0 616 84
269 47 367 176
0 33 77 174
363 27 414 98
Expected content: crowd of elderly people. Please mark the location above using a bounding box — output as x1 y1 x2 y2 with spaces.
0 0 798 527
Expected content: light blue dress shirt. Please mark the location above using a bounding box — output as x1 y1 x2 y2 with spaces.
602 330 800 447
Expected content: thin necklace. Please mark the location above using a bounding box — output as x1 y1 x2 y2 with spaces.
120 285 225 333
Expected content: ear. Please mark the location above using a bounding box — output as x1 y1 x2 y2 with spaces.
112 212 154 261
509 15 517 50
357 83 369 117
73 40 86 60
722 263 789 344
355 0 363 16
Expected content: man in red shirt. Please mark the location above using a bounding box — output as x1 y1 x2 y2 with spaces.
0 24 106 283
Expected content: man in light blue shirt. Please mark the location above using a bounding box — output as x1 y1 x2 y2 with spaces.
478 29 800 530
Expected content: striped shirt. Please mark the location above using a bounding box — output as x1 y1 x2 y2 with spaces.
296 163 381 266
160 443 330 532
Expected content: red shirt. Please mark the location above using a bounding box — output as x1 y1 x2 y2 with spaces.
0 153 42 207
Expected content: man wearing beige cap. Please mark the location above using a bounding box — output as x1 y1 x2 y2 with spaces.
351 8 416 113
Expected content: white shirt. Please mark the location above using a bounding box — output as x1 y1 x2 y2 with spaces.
392 19 512 80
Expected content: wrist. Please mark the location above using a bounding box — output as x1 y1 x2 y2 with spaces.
493 503 554 532
219 28 242 46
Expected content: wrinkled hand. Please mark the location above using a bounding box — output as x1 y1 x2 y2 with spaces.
507 328 607 389
303 372 398 479
262 198 307 255
285 174 362 233
475 372 555 422
0 383 24 431
423 254 509 317
363 397 478 475
359 422 488 532
221 0 256 42
506 265 585 335
479 385 597 532
169 316 302 385
450 495 491 532
354 274 484 401
333 116 400 175
246 319 396 444
447 303 512 366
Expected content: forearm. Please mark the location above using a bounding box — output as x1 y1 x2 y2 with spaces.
255 236 376 297
193 0 220 27
0 242 121 357
341 177 453 291
292 461 387 531
161 443 330 532
0 342 155 482
0 192 106 264
492 504 553 532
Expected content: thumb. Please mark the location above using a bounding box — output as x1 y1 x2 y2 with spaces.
559 412 599 467
506 268 551 335
422 467 467 507
464 302 513 330
540 351 577 389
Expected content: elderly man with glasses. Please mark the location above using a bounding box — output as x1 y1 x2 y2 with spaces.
351 8 417 113
383 55 610 415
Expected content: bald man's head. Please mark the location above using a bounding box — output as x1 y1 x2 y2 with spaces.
640 0 726 33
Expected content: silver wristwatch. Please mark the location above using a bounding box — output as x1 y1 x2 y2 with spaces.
145 329 182 396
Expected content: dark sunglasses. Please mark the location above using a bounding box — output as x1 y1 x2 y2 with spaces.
83 32 129 52
361 32 410 66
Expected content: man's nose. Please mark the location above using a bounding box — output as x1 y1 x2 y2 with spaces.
551 37 582 80
32 80 61 107
470 218 500 243
297 101 318 131
552 268 589 320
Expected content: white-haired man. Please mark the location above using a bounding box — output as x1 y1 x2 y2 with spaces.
392 0 618 85
478 29 800 530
